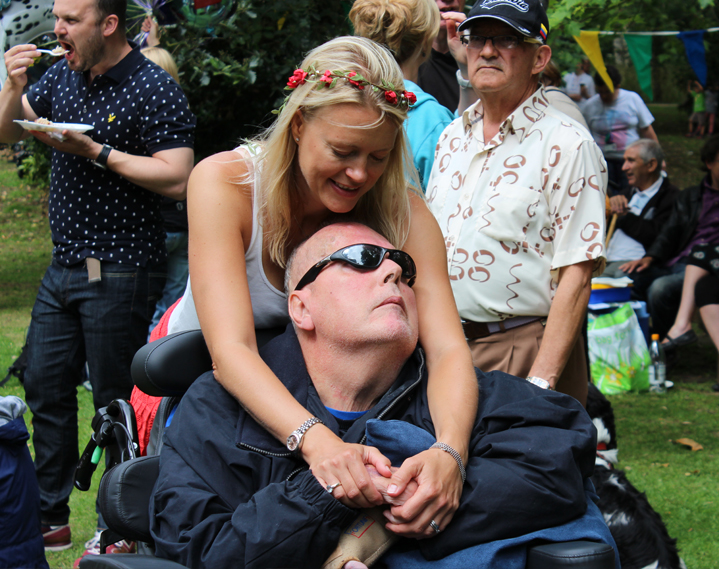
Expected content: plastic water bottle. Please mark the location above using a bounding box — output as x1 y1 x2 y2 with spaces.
648 334 667 394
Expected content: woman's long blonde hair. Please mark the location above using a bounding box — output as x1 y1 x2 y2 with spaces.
349 0 440 66
253 36 414 267
140 47 180 84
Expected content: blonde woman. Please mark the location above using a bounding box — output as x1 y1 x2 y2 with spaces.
350 0 455 191
172 36 478 537
140 46 180 84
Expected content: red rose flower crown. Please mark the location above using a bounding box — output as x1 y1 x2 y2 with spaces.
273 66 417 115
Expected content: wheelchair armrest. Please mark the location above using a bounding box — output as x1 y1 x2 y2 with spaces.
98 456 160 545
527 540 615 569
131 330 211 397
79 553 187 569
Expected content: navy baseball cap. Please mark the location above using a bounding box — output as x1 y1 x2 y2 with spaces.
458 0 549 43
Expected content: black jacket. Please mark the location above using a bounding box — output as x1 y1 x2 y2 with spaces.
151 329 596 569
614 177 679 250
646 182 704 263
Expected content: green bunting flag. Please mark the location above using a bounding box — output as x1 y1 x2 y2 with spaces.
624 35 654 101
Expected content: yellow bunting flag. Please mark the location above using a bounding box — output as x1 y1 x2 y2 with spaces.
573 31 614 93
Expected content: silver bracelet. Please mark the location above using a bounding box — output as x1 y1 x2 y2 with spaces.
430 442 466 484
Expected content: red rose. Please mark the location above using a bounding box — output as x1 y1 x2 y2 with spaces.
404 91 417 105
347 71 365 90
319 70 334 85
384 90 398 105
287 69 308 89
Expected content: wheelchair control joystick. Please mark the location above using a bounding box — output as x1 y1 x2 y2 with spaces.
74 399 139 491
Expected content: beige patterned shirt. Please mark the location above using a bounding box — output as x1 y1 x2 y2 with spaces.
427 87 607 323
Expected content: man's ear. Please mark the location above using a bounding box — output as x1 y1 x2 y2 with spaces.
532 45 552 77
645 158 659 175
102 14 119 38
288 291 315 331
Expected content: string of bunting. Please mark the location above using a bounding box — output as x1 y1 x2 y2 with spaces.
573 28 719 100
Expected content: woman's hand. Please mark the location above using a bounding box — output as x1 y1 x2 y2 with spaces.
382 448 463 539
307 428 393 509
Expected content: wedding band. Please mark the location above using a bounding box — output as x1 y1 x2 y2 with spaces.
429 519 441 534
326 482 342 494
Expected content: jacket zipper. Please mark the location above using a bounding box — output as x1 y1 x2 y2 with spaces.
238 442 294 458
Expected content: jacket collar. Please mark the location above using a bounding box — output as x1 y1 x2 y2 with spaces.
236 326 426 455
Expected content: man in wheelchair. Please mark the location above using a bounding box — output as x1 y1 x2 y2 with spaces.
150 222 613 569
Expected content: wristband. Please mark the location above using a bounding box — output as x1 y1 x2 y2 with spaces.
456 69 472 90
526 376 554 390
430 442 466 484
92 144 112 169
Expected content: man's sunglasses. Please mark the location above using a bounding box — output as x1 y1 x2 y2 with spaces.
294 244 417 291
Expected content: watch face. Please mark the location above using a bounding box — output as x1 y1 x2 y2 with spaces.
287 434 300 451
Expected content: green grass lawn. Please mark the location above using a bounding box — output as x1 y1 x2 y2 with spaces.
1 104 719 569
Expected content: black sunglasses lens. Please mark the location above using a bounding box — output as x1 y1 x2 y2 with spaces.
388 251 415 278
340 245 384 268
338 244 415 283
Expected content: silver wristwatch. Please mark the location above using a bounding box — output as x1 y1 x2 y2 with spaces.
456 69 472 90
526 376 553 390
286 417 323 452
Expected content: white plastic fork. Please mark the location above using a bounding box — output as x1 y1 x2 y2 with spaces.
36 48 68 56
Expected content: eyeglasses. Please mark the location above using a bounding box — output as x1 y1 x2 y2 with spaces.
460 34 542 51
294 244 417 291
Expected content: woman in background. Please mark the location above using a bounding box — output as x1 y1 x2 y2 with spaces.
350 0 455 191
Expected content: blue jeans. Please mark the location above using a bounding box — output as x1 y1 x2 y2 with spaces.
24 258 165 525
149 231 189 337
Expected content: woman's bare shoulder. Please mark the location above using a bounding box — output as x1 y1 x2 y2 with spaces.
191 149 253 182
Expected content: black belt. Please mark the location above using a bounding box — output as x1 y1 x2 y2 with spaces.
462 316 544 341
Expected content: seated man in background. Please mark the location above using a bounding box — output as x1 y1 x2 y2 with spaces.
602 139 679 287
151 222 601 569
622 135 719 339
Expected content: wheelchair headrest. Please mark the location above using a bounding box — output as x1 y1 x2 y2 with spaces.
131 327 287 398
131 330 212 397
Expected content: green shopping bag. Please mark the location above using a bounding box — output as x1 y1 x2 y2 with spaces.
587 303 650 394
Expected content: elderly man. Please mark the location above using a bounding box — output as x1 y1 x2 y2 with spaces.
622 135 719 340
426 0 607 405
602 139 679 283
150 222 600 569
0 0 195 552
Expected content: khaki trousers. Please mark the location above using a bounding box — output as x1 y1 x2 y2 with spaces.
468 319 588 406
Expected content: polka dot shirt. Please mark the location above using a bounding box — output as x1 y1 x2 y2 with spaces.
27 46 196 268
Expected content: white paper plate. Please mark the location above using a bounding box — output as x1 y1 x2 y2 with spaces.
14 120 93 134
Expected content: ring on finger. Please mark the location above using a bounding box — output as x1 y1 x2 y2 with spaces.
429 519 441 534
326 482 342 494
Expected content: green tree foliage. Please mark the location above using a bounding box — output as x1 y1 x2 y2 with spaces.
161 0 352 159
547 0 719 103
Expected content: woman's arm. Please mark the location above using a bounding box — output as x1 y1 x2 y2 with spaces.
187 152 391 509
383 193 479 538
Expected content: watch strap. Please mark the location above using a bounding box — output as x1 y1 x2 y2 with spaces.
93 144 112 169
456 69 472 90
286 417 323 451
526 376 553 390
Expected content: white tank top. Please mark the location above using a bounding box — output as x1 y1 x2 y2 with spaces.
168 146 289 334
